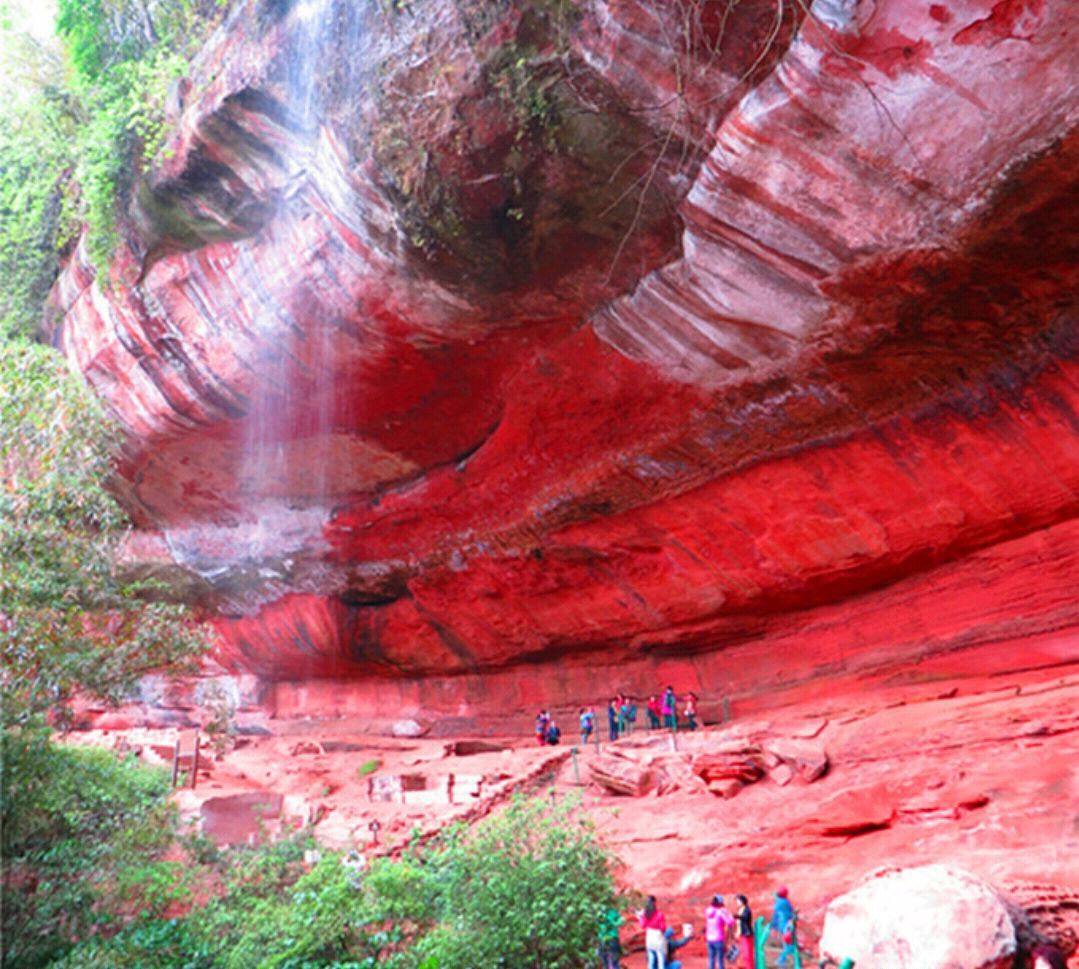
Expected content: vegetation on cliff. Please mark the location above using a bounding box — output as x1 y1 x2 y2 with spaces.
0 341 205 729
0 0 224 335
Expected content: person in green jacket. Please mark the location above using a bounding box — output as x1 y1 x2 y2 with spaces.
598 906 622 969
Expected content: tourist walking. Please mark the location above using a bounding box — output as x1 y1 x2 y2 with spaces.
535 710 550 745
639 895 668 969
620 696 636 736
769 886 796 967
705 895 735 969
735 895 755 969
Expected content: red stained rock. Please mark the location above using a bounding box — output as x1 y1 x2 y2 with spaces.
199 791 283 845
808 789 896 838
50 0 1079 723
591 756 655 797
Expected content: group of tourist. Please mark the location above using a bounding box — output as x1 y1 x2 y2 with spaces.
534 709 562 745
600 887 798 969
535 685 702 748
600 889 1071 969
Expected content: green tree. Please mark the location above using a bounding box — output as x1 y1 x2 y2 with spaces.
0 736 181 969
415 793 619 969
0 340 205 728
49 793 622 969
0 4 78 340
0 340 208 967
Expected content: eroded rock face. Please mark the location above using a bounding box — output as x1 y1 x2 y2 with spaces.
819 865 1017 969
54 0 1079 704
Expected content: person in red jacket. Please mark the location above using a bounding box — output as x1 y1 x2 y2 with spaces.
638 895 668 969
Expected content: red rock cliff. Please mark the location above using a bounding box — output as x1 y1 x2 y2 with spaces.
55 0 1079 713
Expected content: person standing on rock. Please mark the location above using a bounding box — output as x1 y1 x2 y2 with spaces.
705 894 735 969
639 895 668 969
662 685 678 730
685 692 699 730
647 695 662 730
735 895 755 969
769 886 796 967
608 698 620 741
580 707 595 746
535 710 550 745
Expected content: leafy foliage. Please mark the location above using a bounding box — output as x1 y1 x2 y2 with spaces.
0 734 178 969
415 794 619 969
0 12 78 340
0 0 224 331
43 793 621 969
0 341 206 728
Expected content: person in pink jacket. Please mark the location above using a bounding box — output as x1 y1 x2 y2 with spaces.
704 895 735 969
639 895 668 969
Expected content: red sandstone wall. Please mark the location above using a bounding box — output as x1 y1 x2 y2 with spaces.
55 0 1079 706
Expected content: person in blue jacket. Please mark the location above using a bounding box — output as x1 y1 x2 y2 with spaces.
769 886 796 967
607 698 620 741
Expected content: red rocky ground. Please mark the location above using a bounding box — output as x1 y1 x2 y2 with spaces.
70 660 1079 965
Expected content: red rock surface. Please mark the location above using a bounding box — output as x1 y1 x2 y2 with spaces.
52 0 1079 720
65 664 1079 962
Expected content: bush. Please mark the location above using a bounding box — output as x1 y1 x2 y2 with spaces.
48 793 621 969
0 0 226 321
0 733 177 969
415 793 619 969
0 99 78 340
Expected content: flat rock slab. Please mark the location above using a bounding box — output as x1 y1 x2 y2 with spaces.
200 791 283 845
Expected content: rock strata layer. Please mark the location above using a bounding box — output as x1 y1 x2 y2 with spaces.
54 0 1079 706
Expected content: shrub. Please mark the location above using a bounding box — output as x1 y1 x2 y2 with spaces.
49 793 622 969
414 793 619 969
0 734 177 968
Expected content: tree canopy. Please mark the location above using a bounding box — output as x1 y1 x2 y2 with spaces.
0 341 206 728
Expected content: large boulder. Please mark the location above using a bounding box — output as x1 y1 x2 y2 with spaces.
819 865 1017 969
